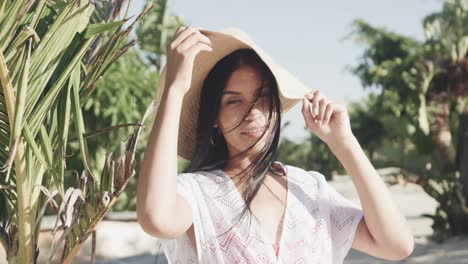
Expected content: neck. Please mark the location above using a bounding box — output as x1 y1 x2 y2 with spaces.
224 160 252 173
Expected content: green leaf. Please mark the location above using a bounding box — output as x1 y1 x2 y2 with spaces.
83 20 125 39
11 39 31 146
22 122 49 169
0 0 24 51
70 65 94 180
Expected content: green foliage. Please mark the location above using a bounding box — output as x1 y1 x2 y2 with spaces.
349 0 468 239
277 125 342 180
69 0 186 212
72 49 159 212
0 0 153 262
348 93 387 161
136 0 184 69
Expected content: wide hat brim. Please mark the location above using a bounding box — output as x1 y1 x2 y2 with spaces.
155 27 312 161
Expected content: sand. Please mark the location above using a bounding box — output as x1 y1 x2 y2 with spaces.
2 173 467 263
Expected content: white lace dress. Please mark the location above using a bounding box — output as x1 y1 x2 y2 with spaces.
159 164 363 263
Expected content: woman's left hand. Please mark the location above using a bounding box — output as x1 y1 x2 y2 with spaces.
301 90 354 146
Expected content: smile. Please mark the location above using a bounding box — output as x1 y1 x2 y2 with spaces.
242 126 267 134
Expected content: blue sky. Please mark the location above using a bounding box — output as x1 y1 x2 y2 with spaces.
131 0 442 142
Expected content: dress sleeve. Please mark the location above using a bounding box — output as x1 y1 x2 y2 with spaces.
176 174 196 210
158 173 201 263
310 171 364 263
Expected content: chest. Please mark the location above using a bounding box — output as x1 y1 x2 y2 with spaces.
187 174 289 259
182 168 334 262
249 176 288 244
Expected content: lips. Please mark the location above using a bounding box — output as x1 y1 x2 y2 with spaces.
242 126 267 134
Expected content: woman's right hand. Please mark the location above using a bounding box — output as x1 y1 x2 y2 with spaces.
164 26 213 96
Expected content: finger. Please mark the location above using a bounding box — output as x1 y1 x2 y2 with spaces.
193 28 211 44
185 42 213 58
330 102 347 114
170 26 188 45
172 26 210 51
177 31 211 53
323 103 333 125
301 98 315 127
178 31 212 54
170 26 187 42
176 25 202 34
304 89 316 100
173 25 203 40
170 26 195 49
311 91 321 118
175 25 187 35
312 91 323 119
304 90 319 117
318 97 327 124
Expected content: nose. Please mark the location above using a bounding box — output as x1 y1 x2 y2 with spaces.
244 99 267 122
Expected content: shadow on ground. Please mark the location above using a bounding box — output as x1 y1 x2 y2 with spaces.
75 236 468 264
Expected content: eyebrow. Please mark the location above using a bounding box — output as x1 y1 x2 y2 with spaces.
222 90 241 95
222 86 269 96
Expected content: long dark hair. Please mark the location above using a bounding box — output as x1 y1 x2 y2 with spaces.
182 48 284 236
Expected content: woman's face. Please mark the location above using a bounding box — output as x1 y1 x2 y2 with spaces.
215 65 276 158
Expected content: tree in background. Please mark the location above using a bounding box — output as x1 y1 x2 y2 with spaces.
136 0 184 69
277 123 342 180
77 48 158 211
348 93 387 163
132 0 189 173
349 0 467 240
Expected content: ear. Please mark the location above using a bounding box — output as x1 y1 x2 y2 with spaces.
213 122 218 128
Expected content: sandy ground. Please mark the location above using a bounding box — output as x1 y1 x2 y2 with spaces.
2 175 467 263
331 175 468 264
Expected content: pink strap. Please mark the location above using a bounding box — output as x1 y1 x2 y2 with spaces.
272 243 280 256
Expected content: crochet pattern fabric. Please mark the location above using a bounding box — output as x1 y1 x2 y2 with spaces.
159 164 363 263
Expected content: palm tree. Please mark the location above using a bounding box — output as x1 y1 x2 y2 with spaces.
0 0 154 263
349 0 468 239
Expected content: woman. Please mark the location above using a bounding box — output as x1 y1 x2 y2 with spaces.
137 26 414 263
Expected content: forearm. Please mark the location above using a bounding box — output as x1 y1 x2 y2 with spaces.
328 135 414 252
137 87 184 224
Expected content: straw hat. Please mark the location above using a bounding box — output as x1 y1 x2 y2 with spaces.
155 27 312 161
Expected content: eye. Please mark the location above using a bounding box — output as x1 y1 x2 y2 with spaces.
227 100 241 105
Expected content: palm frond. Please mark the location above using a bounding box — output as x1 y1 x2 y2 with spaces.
0 0 154 263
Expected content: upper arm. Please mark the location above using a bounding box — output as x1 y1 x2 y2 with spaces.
351 216 378 256
352 215 413 261
139 172 196 239
308 170 413 261
139 194 193 240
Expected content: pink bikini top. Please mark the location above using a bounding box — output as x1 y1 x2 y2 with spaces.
272 243 280 256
